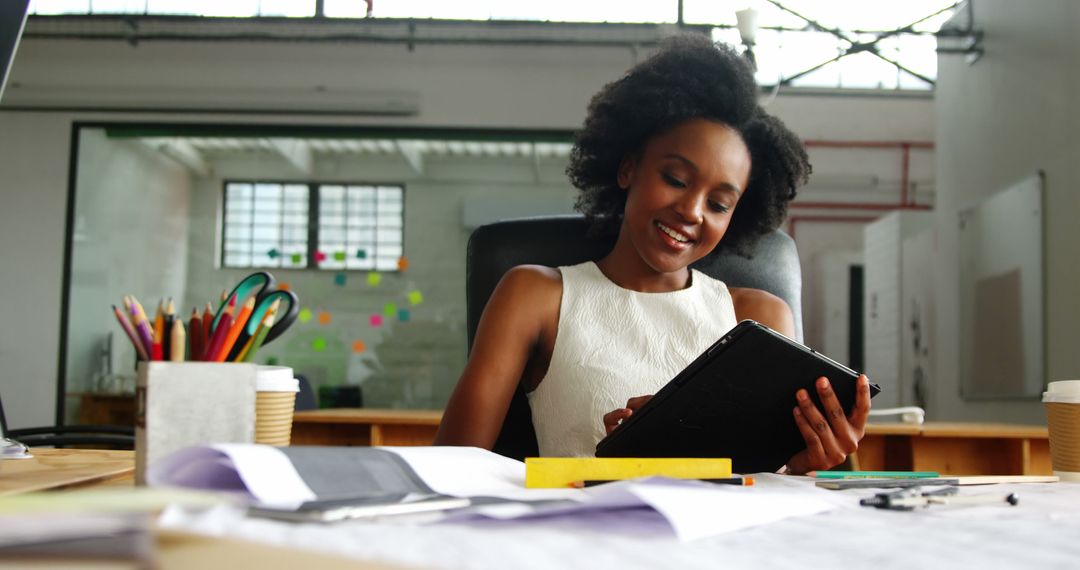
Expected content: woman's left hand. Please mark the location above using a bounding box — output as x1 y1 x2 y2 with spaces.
784 374 872 475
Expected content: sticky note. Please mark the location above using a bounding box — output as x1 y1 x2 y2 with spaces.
352 340 366 353
369 314 383 327
407 290 424 305
398 309 411 322
356 249 367 259
383 303 397 317
333 251 346 262
312 337 327 352
367 272 381 287
397 256 410 271
267 248 280 259
333 273 346 287
298 308 313 323
318 311 332 326
290 253 303 265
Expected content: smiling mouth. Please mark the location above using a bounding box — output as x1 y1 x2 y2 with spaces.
655 221 692 244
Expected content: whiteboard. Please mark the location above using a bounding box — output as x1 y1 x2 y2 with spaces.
957 172 1044 399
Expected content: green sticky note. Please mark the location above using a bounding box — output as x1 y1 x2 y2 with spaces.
367 272 381 287
290 253 303 265
398 309 411 322
333 251 346 262
298 308 313 323
383 303 397 317
333 273 346 287
267 248 280 259
407 290 424 305
312 337 327 352
356 249 367 259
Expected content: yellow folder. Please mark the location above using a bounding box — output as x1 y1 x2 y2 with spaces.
524 457 732 488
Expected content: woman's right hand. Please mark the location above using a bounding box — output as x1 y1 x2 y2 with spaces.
602 395 653 435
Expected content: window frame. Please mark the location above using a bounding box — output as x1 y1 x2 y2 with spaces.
219 179 407 272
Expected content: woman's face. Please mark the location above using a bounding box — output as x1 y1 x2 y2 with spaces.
617 118 751 275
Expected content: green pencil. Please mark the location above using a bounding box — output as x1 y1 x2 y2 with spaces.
812 471 940 479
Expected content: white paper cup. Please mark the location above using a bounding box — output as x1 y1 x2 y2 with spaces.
1043 380 1080 481
255 366 300 447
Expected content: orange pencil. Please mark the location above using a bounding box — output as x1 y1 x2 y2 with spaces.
203 294 236 361
152 299 165 345
169 318 186 362
214 297 254 362
188 307 204 362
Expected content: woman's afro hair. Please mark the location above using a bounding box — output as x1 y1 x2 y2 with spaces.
566 33 811 256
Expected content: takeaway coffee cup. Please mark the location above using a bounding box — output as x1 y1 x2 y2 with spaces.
1043 380 1080 481
255 365 300 446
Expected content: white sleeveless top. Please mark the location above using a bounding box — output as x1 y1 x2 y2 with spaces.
527 261 739 457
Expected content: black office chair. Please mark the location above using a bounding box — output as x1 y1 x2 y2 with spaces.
465 215 803 460
294 374 319 411
0 394 135 450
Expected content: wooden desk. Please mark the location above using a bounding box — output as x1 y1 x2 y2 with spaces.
0 448 135 496
291 408 442 447
288 410 1053 476
855 421 1052 475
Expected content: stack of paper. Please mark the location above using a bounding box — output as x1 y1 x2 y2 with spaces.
149 445 839 541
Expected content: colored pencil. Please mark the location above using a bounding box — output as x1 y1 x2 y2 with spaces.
128 296 156 358
238 299 279 362
163 299 175 361
152 299 165 344
214 297 254 362
112 304 149 361
169 318 186 362
201 302 214 347
203 294 236 361
188 307 204 362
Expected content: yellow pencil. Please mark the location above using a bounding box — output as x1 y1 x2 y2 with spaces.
236 300 279 362
169 318 186 362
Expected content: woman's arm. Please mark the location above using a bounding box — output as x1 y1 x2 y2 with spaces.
434 265 561 449
728 287 795 337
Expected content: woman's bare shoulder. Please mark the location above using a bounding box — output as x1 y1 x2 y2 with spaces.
729 286 794 336
498 264 563 295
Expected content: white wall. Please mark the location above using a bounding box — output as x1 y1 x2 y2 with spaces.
934 1 1080 422
0 33 933 426
0 112 70 428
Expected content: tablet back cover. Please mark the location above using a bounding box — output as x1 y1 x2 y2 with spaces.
595 320 873 473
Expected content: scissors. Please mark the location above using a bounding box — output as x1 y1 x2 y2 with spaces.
212 271 300 357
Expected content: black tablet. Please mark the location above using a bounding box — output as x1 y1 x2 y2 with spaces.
594 320 881 473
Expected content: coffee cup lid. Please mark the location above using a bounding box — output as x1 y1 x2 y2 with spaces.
256 365 299 392
1043 380 1080 403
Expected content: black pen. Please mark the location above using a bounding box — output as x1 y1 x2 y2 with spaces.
576 476 754 488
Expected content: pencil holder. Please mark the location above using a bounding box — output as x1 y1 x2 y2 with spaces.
135 361 257 484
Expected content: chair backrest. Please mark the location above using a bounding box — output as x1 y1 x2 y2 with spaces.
465 214 803 460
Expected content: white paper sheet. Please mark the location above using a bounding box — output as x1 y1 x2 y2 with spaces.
149 444 837 541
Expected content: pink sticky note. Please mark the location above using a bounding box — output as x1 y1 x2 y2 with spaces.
369 314 383 327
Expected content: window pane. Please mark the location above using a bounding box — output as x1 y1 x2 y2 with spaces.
220 181 309 269
317 183 405 273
